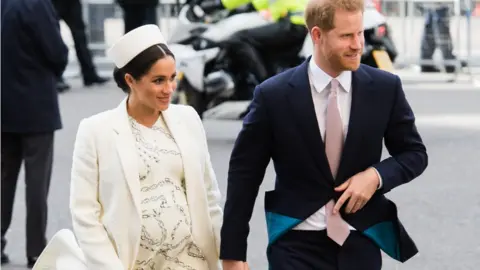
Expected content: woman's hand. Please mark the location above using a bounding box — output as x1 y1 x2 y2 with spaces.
222 260 250 270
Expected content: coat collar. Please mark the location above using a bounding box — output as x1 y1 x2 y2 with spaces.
110 98 187 216
308 57 352 93
110 98 204 220
108 98 218 269
111 98 142 217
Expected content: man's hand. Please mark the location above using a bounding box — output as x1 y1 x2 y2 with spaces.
333 167 380 214
222 260 250 270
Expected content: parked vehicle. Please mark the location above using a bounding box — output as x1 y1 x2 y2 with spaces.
168 0 398 119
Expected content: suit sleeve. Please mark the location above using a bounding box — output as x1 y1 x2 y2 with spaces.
26 0 69 76
70 119 125 270
220 86 272 261
189 106 224 256
372 76 428 193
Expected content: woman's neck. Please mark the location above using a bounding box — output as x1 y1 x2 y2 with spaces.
127 96 159 128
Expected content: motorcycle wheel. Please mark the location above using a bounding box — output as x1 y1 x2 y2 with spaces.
171 79 208 119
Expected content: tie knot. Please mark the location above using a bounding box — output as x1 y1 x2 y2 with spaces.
330 79 339 94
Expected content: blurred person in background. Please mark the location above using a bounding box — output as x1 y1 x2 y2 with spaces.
221 0 307 85
116 0 159 34
51 0 109 92
1 0 69 267
419 2 466 73
199 0 307 101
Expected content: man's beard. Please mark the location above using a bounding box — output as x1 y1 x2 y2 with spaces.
328 51 361 72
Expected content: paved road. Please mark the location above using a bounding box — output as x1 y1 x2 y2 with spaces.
2 78 480 270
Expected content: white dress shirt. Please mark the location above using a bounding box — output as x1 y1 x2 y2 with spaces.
293 58 382 231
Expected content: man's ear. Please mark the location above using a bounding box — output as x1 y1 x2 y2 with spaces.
310 26 322 44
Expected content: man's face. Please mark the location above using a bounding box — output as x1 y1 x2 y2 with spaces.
317 9 364 72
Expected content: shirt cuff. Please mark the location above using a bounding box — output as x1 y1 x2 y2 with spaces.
372 167 383 189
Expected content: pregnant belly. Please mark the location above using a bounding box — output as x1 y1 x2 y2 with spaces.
138 204 205 256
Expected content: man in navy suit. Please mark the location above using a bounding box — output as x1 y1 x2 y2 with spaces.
2 0 68 267
220 0 428 269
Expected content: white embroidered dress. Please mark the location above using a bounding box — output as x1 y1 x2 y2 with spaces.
129 114 209 270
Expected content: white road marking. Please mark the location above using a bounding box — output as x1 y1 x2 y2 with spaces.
416 114 480 130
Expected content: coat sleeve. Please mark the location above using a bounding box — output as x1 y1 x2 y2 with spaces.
189 106 224 255
204 144 223 256
372 75 428 193
220 86 272 261
25 0 68 76
69 118 125 270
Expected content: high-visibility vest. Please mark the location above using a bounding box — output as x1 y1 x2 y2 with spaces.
220 0 306 25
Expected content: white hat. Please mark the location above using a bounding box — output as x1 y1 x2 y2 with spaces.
107 24 167 68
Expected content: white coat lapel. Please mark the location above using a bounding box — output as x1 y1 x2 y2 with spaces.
162 107 215 261
112 98 142 218
161 107 203 204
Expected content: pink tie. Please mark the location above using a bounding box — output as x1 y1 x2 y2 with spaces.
324 79 350 246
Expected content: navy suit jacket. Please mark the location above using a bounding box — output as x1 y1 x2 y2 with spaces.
220 59 428 263
1 0 68 133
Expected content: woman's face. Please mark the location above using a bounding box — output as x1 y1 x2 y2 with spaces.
126 55 177 112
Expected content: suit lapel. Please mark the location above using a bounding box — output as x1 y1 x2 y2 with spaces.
286 58 333 185
336 66 373 183
112 98 142 217
286 61 374 185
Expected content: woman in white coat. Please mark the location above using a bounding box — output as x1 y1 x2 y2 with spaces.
67 25 223 270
